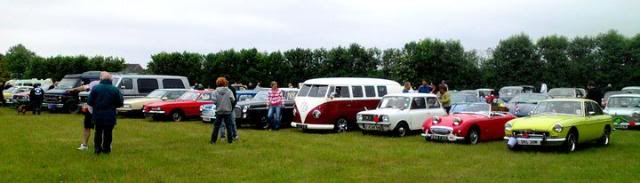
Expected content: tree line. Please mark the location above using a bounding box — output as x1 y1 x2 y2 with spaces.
1 30 639 90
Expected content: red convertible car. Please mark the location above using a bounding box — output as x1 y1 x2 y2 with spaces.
421 103 516 144
143 90 213 122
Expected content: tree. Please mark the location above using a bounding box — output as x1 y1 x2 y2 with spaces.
488 34 541 88
537 35 570 87
4 44 38 78
148 52 203 86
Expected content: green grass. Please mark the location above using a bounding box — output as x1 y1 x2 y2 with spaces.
1 107 639 182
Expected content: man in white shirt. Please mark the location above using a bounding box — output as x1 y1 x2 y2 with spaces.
540 82 548 94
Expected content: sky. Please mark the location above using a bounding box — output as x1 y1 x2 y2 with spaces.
1 0 639 66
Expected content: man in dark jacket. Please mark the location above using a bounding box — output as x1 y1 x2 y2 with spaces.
29 84 45 115
586 81 603 105
88 72 124 154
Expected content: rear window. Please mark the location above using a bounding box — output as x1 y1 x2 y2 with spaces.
377 86 387 97
162 79 185 89
137 79 159 94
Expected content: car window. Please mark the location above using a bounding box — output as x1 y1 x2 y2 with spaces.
198 93 211 101
162 79 185 89
377 86 387 97
298 85 311 97
137 79 159 94
119 78 133 89
334 86 350 98
411 97 427 109
585 101 595 115
286 91 297 100
364 86 376 97
589 101 603 115
352 86 363 98
427 97 441 108
166 91 186 99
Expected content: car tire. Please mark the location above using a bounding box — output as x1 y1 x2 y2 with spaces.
563 130 578 153
394 122 409 137
597 126 611 146
171 111 184 122
65 103 79 114
361 130 368 135
334 118 348 133
466 127 480 144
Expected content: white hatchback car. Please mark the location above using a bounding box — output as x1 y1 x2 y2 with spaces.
357 93 447 137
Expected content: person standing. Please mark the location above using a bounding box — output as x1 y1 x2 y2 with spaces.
88 72 123 154
417 80 432 93
220 76 238 140
210 77 235 144
540 81 548 94
402 82 414 93
586 81 603 105
29 83 45 115
439 84 451 113
267 81 284 131
71 80 100 150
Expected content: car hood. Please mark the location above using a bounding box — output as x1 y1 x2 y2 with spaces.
510 114 578 131
237 100 268 108
125 97 159 105
358 108 403 116
431 113 488 126
146 100 197 107
604 108 639 116
45 89 67 95
507 103 537 116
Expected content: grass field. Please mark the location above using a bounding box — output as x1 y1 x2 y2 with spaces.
1 107 639 182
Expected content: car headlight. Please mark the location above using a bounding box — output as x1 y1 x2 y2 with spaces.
357 114 363 121
453 117 462 126
151 107 162 111
312 110 321 119
199 105 204 112
242 105 249 113
553 123 563 132
432 116 440 125
505 122 512 131
381 115 389 122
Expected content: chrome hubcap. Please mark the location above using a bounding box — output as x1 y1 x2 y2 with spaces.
569 135 576 151
471 131 478 144
337 119 347 132
398 127 406 136
173 113 181 121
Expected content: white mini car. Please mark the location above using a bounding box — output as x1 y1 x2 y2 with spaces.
357 93 447 137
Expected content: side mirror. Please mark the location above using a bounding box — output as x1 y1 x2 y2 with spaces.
161 97 168 101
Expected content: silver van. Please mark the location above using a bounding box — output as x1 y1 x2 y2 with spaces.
79 74 191 106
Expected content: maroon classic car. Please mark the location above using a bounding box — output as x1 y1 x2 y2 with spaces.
421 103 516 144
143 90 213 122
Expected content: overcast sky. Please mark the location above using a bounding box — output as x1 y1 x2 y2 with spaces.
1 0 639 66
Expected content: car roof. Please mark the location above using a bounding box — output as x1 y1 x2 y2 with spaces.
476 88 494 91
622 86 640 90
385 93 437 97
113 74 188 79
303 77 400 86
609 94 640 98
500 86 523 89
543 98 593 102
157 89 189 91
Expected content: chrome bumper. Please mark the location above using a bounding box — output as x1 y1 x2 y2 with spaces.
146 110 165 114
291 122 334 130
422 133 465 141
503 136 566 146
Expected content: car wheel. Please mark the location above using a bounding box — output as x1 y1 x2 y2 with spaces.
66 103 79 114
597 126 611 146
466 127 480 144
394 123 409 137
260 116 269 129
171 111 184 122
334 118 348 133
563 130 578 153
361 130 368 135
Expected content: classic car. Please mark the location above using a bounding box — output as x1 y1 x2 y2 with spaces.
11 91 31 106
43 71 101 113
504 99 612 152
117 89 188 116
3 86 33 105
199 89 260 123
548 88 585 99
622 86 640 94
477 88 494 98
602 91 630 107
357 93 447 137
603 94 640 129
143 90 213 122
505 93 551 117
422 103 515 144
451 92 480 105
233 88 298 128
498 86 535 103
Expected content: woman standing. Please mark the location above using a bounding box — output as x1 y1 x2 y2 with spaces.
267 81 284 131
210 77 235 144
439 84 451 113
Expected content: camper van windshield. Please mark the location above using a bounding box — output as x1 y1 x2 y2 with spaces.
56 78 80 89
307 85 328 97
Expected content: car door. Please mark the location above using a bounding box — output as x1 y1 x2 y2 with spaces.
586 101 609 140
409 97 428 130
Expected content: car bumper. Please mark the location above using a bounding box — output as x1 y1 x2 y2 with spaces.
291 122 334 130
615 122 636 129
357 122 393 131
43 103 64 108
503 136 566 146
421 133 465 142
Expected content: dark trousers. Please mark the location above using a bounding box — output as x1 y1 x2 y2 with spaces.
95 124 115 152
211 114 233 144
31 102 42 115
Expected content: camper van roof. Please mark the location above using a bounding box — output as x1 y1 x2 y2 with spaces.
303 77 400 86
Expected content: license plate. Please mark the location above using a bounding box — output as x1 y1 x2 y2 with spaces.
433 135 448 141
297 124 307 129
203 118 211 122
363 124 380 130
616 124 628 129
517 139 541 145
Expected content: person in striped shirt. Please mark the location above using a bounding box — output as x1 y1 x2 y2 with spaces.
267 81 283 130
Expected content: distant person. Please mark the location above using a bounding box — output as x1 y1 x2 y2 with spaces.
439 84 451 113
71 80 100 150
402 82 414 93
88 72 124 154
210 77 235 144
29 84 45 115
247 82 254 90
288 83 294 88
540 81 548 94
255 82 262 89
485 91 497 105
440 80 448 89
432 83 440 95
219 75 238 140
417 80 432 93
586 81 603 105
267 81 283 131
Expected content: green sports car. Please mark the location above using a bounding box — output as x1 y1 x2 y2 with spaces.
504 99 612 152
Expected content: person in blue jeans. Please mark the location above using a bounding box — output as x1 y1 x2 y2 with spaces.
267 81 283 130
210 77 235 144
219 76 238 139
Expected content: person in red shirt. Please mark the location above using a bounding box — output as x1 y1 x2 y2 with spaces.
267 81 284 130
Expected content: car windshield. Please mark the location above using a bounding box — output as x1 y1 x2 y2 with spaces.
56 78 80 89
451 103 491 113
510 94 548 104
499 87 522 97
238 94 254 102
178 92 200 101
607 97 640 108
533 101 582 116
459 90 477 96
304 85 329 98
478 90 492 97
146 90 168 98
622 88 640 94
378 96 410 109
252 91 269 101
548 89 574 97
452 93 478 104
